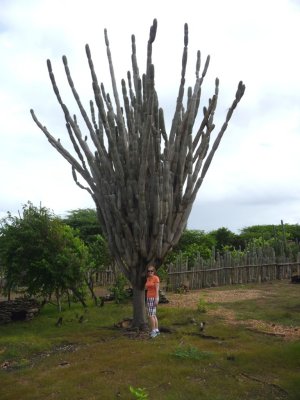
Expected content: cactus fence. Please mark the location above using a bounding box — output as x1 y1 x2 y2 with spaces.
96 247 300 291
167 252 300 291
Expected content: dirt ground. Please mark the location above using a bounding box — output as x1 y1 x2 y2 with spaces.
163 286 300 340
164 288 265 308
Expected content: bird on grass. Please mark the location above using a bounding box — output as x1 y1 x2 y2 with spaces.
78 315 84 323
199 321 206 332
55 316 63 327
99 297 105 307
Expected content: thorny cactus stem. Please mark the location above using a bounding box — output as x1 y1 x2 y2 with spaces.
30 19 245 327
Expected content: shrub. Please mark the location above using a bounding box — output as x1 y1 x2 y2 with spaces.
197 297 208 313
108 274 130 303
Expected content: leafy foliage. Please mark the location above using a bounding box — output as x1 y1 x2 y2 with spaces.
209 227 243 252
197 297 208 313
108 274 130 304
63 208 112 268
240 223 300 258
129 386 149 399
0 202 89 303
62 208 102 242
87 234 112 270
63 208 112 305
163 230 215 267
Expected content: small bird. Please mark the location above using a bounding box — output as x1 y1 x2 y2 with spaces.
99 297 105 307
226 354 236 361
78 315 84 323
55 316 63 327
199 321 206 332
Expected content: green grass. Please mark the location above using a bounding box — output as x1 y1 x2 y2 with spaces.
0 281 299 399
219 281 300 326
171 345 214 360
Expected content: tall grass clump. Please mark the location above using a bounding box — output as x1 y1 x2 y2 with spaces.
172 345 214 361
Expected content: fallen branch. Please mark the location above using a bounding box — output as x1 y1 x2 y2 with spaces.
240 372 289 396
246 327 286 337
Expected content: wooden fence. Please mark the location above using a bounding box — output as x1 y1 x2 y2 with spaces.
95 270 117 287
167 248 300 290
95 247 300 291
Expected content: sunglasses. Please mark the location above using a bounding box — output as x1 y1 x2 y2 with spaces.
147 270 154 273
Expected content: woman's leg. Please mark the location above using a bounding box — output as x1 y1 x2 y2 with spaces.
147 298 159 334
149 315 156 331
153 315 158 330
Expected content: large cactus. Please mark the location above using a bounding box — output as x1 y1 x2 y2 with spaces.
31 19 245 327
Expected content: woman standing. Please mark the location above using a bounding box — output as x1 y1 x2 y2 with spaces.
145 266 160 338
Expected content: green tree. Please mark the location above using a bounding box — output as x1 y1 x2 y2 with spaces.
63 208 111 268
209 227 243 253
63 209 112 304
286 224 300 242
164 230 216 267
0 202 89 309
239 225 280 243
63 208 102 242
239 223 300 258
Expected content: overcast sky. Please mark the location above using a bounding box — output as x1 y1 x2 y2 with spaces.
1 0 300 233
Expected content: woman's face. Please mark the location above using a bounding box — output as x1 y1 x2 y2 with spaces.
147 267 155 275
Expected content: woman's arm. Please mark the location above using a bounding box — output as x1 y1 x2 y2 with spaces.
155 280 159 305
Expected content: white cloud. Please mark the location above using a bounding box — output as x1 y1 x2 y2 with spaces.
1 0 300 232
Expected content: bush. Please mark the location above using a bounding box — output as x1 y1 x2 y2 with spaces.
197 297 208 313
108 274 130 303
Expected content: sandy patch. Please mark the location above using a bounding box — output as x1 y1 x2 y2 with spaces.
163 288 265 309
163 288 300 340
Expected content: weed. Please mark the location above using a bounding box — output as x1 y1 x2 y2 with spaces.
129 386 149 399
197 297 208 313
172 345 214 360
